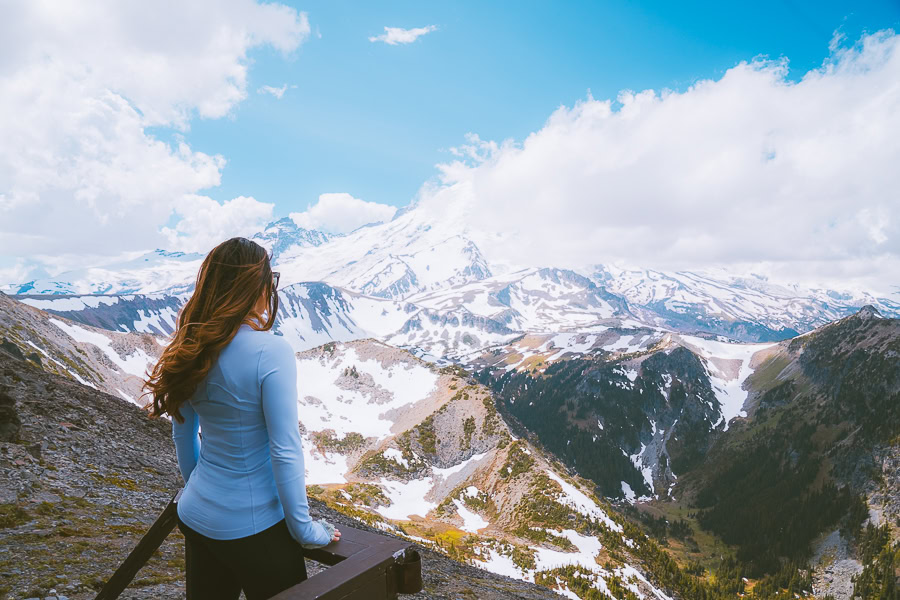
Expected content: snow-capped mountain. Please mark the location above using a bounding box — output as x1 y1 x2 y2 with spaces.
276 206 492 300
4 203 898 342
250 216 333 262
591 265 900 341
408 267 633 333
3 249 204 296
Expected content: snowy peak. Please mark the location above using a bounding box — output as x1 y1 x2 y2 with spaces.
410 267 632 334
591 264 900 342
252 217 333 262
344 234 492 300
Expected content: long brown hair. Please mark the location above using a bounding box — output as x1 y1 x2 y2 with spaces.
143 237 279 422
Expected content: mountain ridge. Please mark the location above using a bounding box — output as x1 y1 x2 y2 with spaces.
5 209 898 343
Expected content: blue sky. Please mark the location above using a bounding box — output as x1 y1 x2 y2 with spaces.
170 0 900 216
2 1 899 292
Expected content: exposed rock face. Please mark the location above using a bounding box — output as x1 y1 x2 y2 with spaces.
809 529 863 600
0 388 20 442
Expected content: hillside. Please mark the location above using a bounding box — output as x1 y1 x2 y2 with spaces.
3 289 897 599
479 306 900 599
0 343 563 600
474 331 775 500
0 292 160 405
0 294 675 599
281 339 675 599
678 307 900 598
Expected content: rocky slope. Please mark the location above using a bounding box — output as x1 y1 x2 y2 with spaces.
289 339 675 599
0 295 678 600
0 340 565 600
0 292 160 407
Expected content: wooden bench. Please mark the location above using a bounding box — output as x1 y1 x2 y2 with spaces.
95 490 423 600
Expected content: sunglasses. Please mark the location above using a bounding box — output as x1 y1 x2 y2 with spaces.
272 271 281 291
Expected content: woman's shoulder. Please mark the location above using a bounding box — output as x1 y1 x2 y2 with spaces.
238 327 293 359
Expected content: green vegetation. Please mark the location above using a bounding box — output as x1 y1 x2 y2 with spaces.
481 395 500 436
309 485 389 528
440 364 469 378
477 352 707 496
634 511 695 547
356 448 422 477
851 523 899 599
512 524 576 551
461 416 475 450
496 429 511 449
499 440 534 480
512 473 604 537
0 503 31 528
311 430 366 453
510 544 536 571
536 566 640 600
89 472 139 491
415 414 437 455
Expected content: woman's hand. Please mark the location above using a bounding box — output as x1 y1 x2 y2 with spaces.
331 527 341 543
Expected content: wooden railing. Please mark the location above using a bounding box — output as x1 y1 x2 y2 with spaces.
95 490 423 600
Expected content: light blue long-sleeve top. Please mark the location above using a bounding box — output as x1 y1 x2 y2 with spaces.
172 323 331 546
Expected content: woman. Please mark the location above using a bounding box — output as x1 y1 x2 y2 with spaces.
143 237 339 599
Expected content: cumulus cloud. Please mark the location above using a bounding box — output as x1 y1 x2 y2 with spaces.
369 25 437 45
419 31 900 294
0 0 309 266
161 195 275 252
290 193 397 234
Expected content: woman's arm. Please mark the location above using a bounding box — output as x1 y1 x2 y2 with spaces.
172 400 200 482
259 335 333 547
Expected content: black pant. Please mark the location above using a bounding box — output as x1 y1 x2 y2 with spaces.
176 514 308 600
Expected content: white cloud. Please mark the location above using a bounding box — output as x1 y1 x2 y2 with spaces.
161 195 275 252
258 83 295 99
0 258 34 286
289 193 397 234
0 0 309 265
369 25 437 45
418 30 900 294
